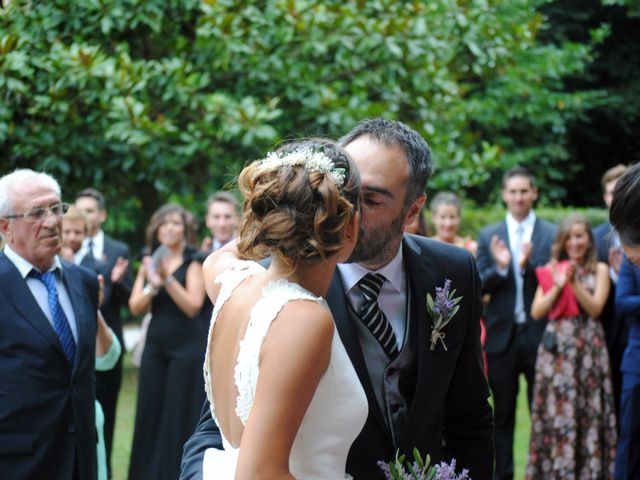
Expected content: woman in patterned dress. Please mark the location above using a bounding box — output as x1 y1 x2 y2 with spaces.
526 213 617 479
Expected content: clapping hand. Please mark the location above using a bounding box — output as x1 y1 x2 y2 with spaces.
519 241 532 269
111 257 129 284
551 259 576 288
142 256 164 290
98 274 105 307
609 247 624 275
490 234 511 270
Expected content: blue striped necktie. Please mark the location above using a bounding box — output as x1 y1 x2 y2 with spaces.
358 273 398 358
31 270 76 363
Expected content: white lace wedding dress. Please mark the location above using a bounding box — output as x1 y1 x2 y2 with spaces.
202 261 368 479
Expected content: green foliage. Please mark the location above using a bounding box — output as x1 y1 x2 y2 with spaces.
1 0 606 245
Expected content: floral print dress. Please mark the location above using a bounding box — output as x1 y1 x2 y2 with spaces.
526 269 617 479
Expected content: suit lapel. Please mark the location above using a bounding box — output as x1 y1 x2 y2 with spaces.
327 273 390 434
0 254 65 356
398 236 437 447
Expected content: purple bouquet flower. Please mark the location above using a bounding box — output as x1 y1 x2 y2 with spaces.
426 278 462 351
378 449 471 480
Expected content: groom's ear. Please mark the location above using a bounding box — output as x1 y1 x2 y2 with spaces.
403 194 426 230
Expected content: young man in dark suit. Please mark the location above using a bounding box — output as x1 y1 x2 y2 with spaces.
0 169 99 479
594 164 629 421
75 188 132 476
610 162 640 480
180 119 494 480
476 166 556 480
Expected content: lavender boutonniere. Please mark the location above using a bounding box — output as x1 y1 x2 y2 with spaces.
377 448 471 480
426 279 462 352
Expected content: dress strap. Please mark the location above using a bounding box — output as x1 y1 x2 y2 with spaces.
203 261 265 421
234 280 324 424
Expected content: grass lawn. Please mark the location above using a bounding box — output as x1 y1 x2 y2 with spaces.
110 353 532 480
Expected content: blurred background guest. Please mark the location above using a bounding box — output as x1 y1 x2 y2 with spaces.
527 213 616 479
76 187 132 478
594 164 629 423
404 205 429 236
428 191 486 372
199 191 240 254
60 205 122 480
127 203 207 480
429 192 477 256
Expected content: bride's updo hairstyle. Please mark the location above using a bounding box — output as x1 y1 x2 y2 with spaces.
237 138 360 272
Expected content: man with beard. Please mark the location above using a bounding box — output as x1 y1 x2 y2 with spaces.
180 118 494 480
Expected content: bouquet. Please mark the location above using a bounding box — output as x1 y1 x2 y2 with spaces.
378 449 470 480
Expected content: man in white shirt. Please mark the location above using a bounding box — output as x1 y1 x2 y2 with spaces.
200 191 240 254
476 166 557 480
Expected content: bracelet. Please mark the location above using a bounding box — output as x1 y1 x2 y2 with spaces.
143 284 158 297
165 275 175 286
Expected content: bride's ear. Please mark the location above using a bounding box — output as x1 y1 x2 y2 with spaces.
344 210 360 246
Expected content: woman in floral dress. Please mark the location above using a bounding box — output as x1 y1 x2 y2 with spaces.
526 213 617 479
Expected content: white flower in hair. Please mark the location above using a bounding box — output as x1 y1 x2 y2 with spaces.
259 147 346 187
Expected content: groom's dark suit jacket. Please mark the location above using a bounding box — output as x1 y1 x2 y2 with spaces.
0 252 99 480
180 235 494 479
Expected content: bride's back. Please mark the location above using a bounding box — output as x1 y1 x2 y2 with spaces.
208 270 270 447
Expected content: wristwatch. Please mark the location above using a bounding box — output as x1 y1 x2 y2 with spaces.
143 284 158 297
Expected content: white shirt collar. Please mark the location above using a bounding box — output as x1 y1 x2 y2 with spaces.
506 210 536 237
3 244 63 278
81 229 105 260
337 243 404 295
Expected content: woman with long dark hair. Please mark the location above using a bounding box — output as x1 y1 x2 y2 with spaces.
128 203 207 480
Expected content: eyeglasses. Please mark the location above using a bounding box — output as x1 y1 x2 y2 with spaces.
3 202 70 222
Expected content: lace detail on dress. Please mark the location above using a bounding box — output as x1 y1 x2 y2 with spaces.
203 260 265 423
233 279 324 424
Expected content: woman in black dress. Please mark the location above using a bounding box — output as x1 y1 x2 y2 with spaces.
128 203 207 480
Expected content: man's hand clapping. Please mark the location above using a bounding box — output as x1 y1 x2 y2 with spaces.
111 257 129 284
490 234 511 270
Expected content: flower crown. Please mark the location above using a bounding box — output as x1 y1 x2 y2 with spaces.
258 147 346 187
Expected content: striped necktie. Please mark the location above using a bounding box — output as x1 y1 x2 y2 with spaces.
358 273 398 358
30 270 76 363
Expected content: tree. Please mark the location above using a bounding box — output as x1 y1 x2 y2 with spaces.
1 0 601 248
540 0 640 206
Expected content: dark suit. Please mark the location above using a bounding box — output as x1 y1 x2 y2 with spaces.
0 252 99 480
93 234 132 473
614 257 640 480
594 221 629 420
180 235 494 479
476 217 556 480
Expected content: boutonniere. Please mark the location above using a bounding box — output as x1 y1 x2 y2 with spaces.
426 279 462 352
377 448 470 479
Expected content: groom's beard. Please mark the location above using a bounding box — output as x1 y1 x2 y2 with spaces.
347 212 405 267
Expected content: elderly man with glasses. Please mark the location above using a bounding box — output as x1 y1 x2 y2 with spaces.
0 168 100 480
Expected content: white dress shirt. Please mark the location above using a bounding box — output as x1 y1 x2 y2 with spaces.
337 246 407 349
4 245 78 341
76 229 105 264
505 211 536 324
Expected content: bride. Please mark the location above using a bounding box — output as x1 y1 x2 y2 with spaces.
201 139 367 479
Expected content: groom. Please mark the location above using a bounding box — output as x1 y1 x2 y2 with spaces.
180 118 494 479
